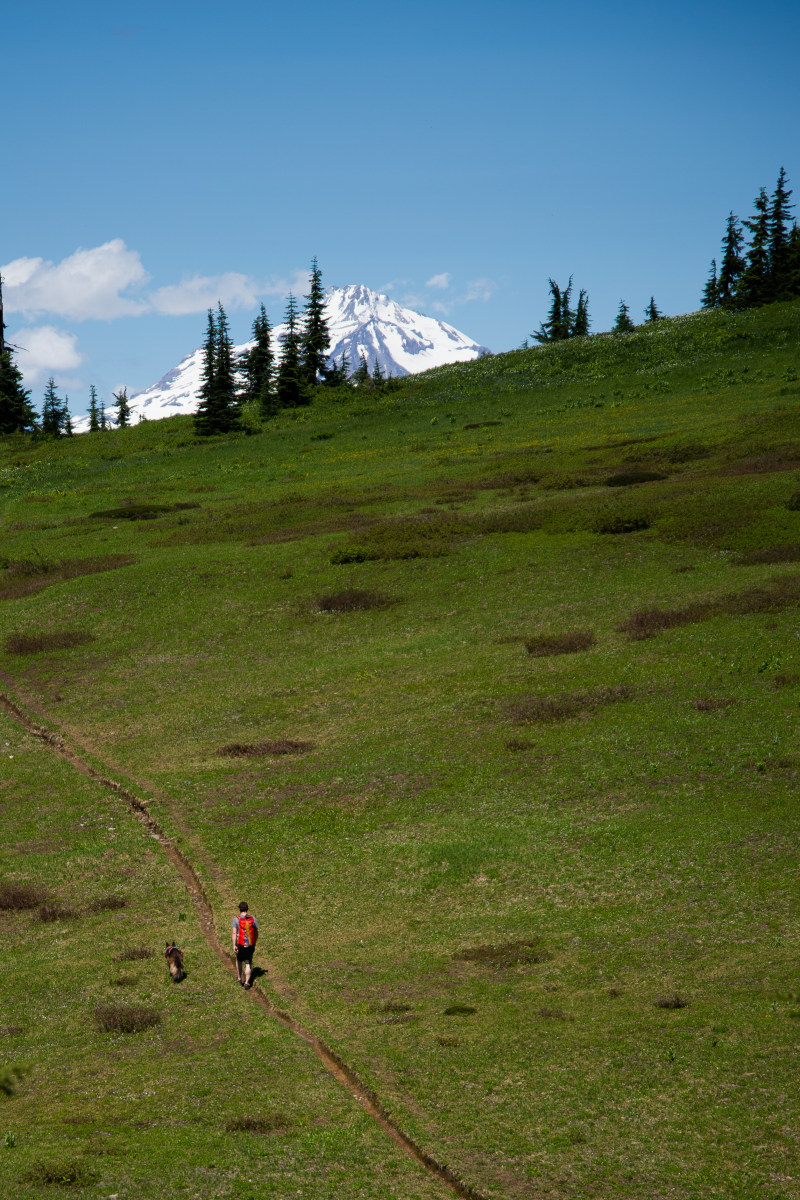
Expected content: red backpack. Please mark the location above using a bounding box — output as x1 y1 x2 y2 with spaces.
236 914 256 948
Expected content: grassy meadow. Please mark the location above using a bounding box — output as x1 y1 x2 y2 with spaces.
1 299 800 1197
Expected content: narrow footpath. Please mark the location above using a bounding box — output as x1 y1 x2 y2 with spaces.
0 690 487 1200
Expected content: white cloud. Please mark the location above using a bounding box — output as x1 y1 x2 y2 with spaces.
149 272 260 316
463 277 495 303
2 240 149 320
425 272 451 290
11 325 84 385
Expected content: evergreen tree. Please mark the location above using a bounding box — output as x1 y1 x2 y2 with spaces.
275 293 308 408
112 386 131 428
0 347 37 434
717 213 746 305
787 222 800 299
63 397 74 437
573 289 590 336
352 352 370 386
88 385 101 432
99 402 108 431
768 166 794 300
195 308 219 435
737 187 771 308
300 257 330 385
213 302 239 431
41 378 63 436
241 303 276 417
701 259 719 308
613 301 635 333
644 297 663 323
371 358 385 389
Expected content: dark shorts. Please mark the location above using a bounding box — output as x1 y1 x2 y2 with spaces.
236 945 255 963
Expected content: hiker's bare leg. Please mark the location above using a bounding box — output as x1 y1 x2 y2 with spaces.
244 960 252 987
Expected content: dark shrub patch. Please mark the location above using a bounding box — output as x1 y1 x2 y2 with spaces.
784 493 800 511
504 685 633 724
378 1001 412 1013
89 502 200 521
463 420 502 429
93 1003 161 1034
606 470 667 487
593 512 651 534
331 514 463 563
316 588 394 612
216 739 313 758
114 946 153 962
537 1007 572 1020
0 881 47 910
692 697 738 711
86 894 126 913
733 544 800 565
621 574 800 641
773 673 800 689
619 603 712 640
38 903 77 922
226 1114 291 1134
505 738 534 752
23 1160 99 1187
444 1005 477 1015
5 629 94 654
524 630 596 657
111 975 137 987
454 940 551 968
655 994 689 1010
0 554 134 601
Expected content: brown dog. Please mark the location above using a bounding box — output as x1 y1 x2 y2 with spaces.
164 943 185 982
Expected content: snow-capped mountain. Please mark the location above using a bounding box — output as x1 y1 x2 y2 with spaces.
119 285 490 423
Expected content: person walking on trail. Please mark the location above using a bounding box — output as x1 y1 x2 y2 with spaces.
232 901 258 988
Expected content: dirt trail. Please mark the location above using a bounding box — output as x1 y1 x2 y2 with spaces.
0 691 487 1200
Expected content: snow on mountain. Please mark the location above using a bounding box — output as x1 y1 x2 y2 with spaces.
109 285 490 425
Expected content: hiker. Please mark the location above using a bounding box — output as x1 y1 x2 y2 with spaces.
232 901 258 988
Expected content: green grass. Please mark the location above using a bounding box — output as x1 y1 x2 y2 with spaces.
1 299 799 1197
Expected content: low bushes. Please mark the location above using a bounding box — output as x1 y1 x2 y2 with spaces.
524 630 596 657
620 573 800 640
453 940 550 968
93 1003 161 1034
504 685 633 724
0 880 48 910
5 629 94 654
316 589 394 612
216 739 313 758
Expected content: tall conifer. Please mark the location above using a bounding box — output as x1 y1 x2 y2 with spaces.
737 187 771 308
0 347 37 434
195 308 219 435
242 304 276 417
717 213 746 305
768 167 794 300
88 385 101 432
701 259 719 308
41 378 63 436
214 302 239 431
613 301 635 333
300 257 330 385
112 387 131 428
275 294 308 408
644 297 663 323
573 289 590 336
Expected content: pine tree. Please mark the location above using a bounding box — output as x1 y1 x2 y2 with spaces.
195 308 219 435
275 294 308 408
99 402 108 431
717 213 746 306
737 187 771 308
573 289 590 336
112 386 131 428
213 302 240 431
300 257 330 386
371 358 385 389
241 304 276 417
41 378 63 436
88 385 101 432
787 223 800 299
352 352 370 387
613 300 635 333
768 167 794 300
644 297 663 323
701 259 719 308
0 347 37 434
63 397 74 437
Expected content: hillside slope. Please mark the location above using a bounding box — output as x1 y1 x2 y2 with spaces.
1 300 799 1199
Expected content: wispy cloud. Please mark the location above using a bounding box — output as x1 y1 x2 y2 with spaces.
463 277 495 302
11 325 83 385
149 272 260 316
425 272 451 290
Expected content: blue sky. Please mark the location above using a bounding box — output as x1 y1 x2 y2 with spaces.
4 0 799 415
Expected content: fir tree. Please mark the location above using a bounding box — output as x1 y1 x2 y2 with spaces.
768 167 794 300
613 300 635 333
63 397 74 437
99 402 108 431
275 294 308 408
573 289 590 336
717 213 746 306
88 385 101 432
300 257 330 385
195 309 219 435
644 297 663 323
737 187 771 308
241 303 276 417
701 259 719 308
371 358 385 389
41 378 63 436
787 222 800 299
112 386 131 428
0 347 37 434
213 302 239 431
352 352 370 386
